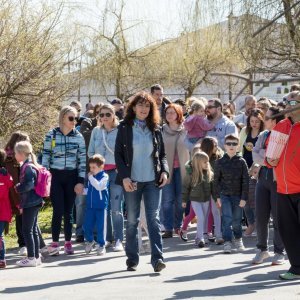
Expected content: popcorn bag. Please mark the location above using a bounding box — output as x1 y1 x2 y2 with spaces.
266 130 289 160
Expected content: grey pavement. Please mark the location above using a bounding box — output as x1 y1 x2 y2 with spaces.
1 226 300 300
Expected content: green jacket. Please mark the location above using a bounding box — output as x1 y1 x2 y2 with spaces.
182 172 214 203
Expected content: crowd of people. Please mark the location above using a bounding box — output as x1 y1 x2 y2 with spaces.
0 83 300 280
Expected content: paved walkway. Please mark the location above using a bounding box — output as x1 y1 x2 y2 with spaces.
1 227 300 300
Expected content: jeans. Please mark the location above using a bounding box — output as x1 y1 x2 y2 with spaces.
15 214 25 247
256 168 284 254
22 205 41 259
221 195 243 242
107 170 124 241
162 168 183 231
75 195 86 237
207 198 222 238
50 169 77 242
0 222 6 260
191 201 210 240
124 181 163 268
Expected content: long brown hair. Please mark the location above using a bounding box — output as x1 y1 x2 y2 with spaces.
124 91 160 131
246 108 264 134
5 131 30 152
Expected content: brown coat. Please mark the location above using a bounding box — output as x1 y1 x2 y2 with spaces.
4 154 21 214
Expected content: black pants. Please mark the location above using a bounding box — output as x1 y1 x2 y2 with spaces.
22 205 41 259
255 168 284 254
277 193 300 275
50 169 77 242
16 213 46 249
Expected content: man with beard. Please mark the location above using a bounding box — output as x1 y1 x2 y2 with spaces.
206 98 238 149
234 95 257 126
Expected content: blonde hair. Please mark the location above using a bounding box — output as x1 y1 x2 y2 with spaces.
14 141 40 169
100 103 119 128
249 163 260 177
59 106 78 129
191 152 213 187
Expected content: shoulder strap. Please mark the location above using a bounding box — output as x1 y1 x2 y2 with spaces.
101 129 114 155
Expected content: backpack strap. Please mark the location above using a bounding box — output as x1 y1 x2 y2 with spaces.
20 162 38 182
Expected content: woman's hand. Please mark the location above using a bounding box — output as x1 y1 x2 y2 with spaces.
74 183 84 195
159 172 168 188
267 158 279 167
239 200 246 208
216 198 222 209
123 178 135 192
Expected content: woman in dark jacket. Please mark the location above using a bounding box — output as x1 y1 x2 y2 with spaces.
115 91 169 273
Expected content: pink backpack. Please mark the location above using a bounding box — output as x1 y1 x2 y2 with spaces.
21 163 52 197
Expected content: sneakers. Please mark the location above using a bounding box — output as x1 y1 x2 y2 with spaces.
279 272 300 281
198 239 205 248
113 240 124 252
179 229 188 242
162 231 173 239
224 241 232 254
174 228 180 235
18 246 27 256
215 237 224 245
252 251 270 264
154 259 166 273
127 260 138 271
16 257 37 267
96 245 106 256
40 246 49 257
207 233 215 242
36 256 43 266
48 243 60 256
105 241 113 248
0 260 6 268
272 253 285 265
85 241 95 254
64 242 74 255
234 238 245 251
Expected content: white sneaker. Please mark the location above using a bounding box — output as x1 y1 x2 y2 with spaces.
113 240 124 252
18 247 27 256
234 238 245 251
252 251 270 264
224 241 232 253
85 241 95 254
16 257 37 267
40 246 48 256
105 241 113 248
36 256 43 266
272 253 285 265
96 245 106 256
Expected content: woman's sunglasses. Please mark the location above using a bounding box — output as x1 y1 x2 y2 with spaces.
68 116 78 122
99 112 112 118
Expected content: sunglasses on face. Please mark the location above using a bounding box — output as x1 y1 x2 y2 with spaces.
68 116 78 122
225 142 238 146
99 112 112 118
286 100 300 106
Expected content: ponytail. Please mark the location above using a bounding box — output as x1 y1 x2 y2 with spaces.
30 152 40 170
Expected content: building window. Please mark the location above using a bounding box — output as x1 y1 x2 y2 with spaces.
281 81 288 86
284 87 289 93
263 82 269 87
277 87 282 94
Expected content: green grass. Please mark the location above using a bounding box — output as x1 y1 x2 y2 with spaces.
6 204 53 250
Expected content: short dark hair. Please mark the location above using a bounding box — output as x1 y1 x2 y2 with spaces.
173 98 186 107
0 149 7 167
150 84 163 94
224 134 239 143
88 154 105 167
290 84 300 92
209 98 222 111
269 107 285 124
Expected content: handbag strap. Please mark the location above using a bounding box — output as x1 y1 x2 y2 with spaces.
101 129 114 155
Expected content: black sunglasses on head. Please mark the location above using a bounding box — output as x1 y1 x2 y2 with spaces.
99 112 112 118
68 116 78 122
225 142 238 146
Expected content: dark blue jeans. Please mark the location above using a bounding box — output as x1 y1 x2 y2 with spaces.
0 222 6 260
221 195 243 242
124 181 163 268
162 168 183 231
22 205 41 259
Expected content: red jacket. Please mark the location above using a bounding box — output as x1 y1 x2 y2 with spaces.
0 168 14 222
269 118 300 194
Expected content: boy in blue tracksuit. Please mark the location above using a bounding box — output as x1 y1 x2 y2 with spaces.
84 154 109 256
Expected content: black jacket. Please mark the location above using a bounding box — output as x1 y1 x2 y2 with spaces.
214 153 249 200
114 121 169 186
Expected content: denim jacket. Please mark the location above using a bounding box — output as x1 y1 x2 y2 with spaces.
15 160 43 209
88 126 118 165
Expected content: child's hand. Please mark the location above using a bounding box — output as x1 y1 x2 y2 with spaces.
216 198 222 208
239 200 246 208
182 202 187 208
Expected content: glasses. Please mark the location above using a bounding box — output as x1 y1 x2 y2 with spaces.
68 116 78 122
206 106 216 109
225 142 238 146
286 99 300 106
99 112 112 118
